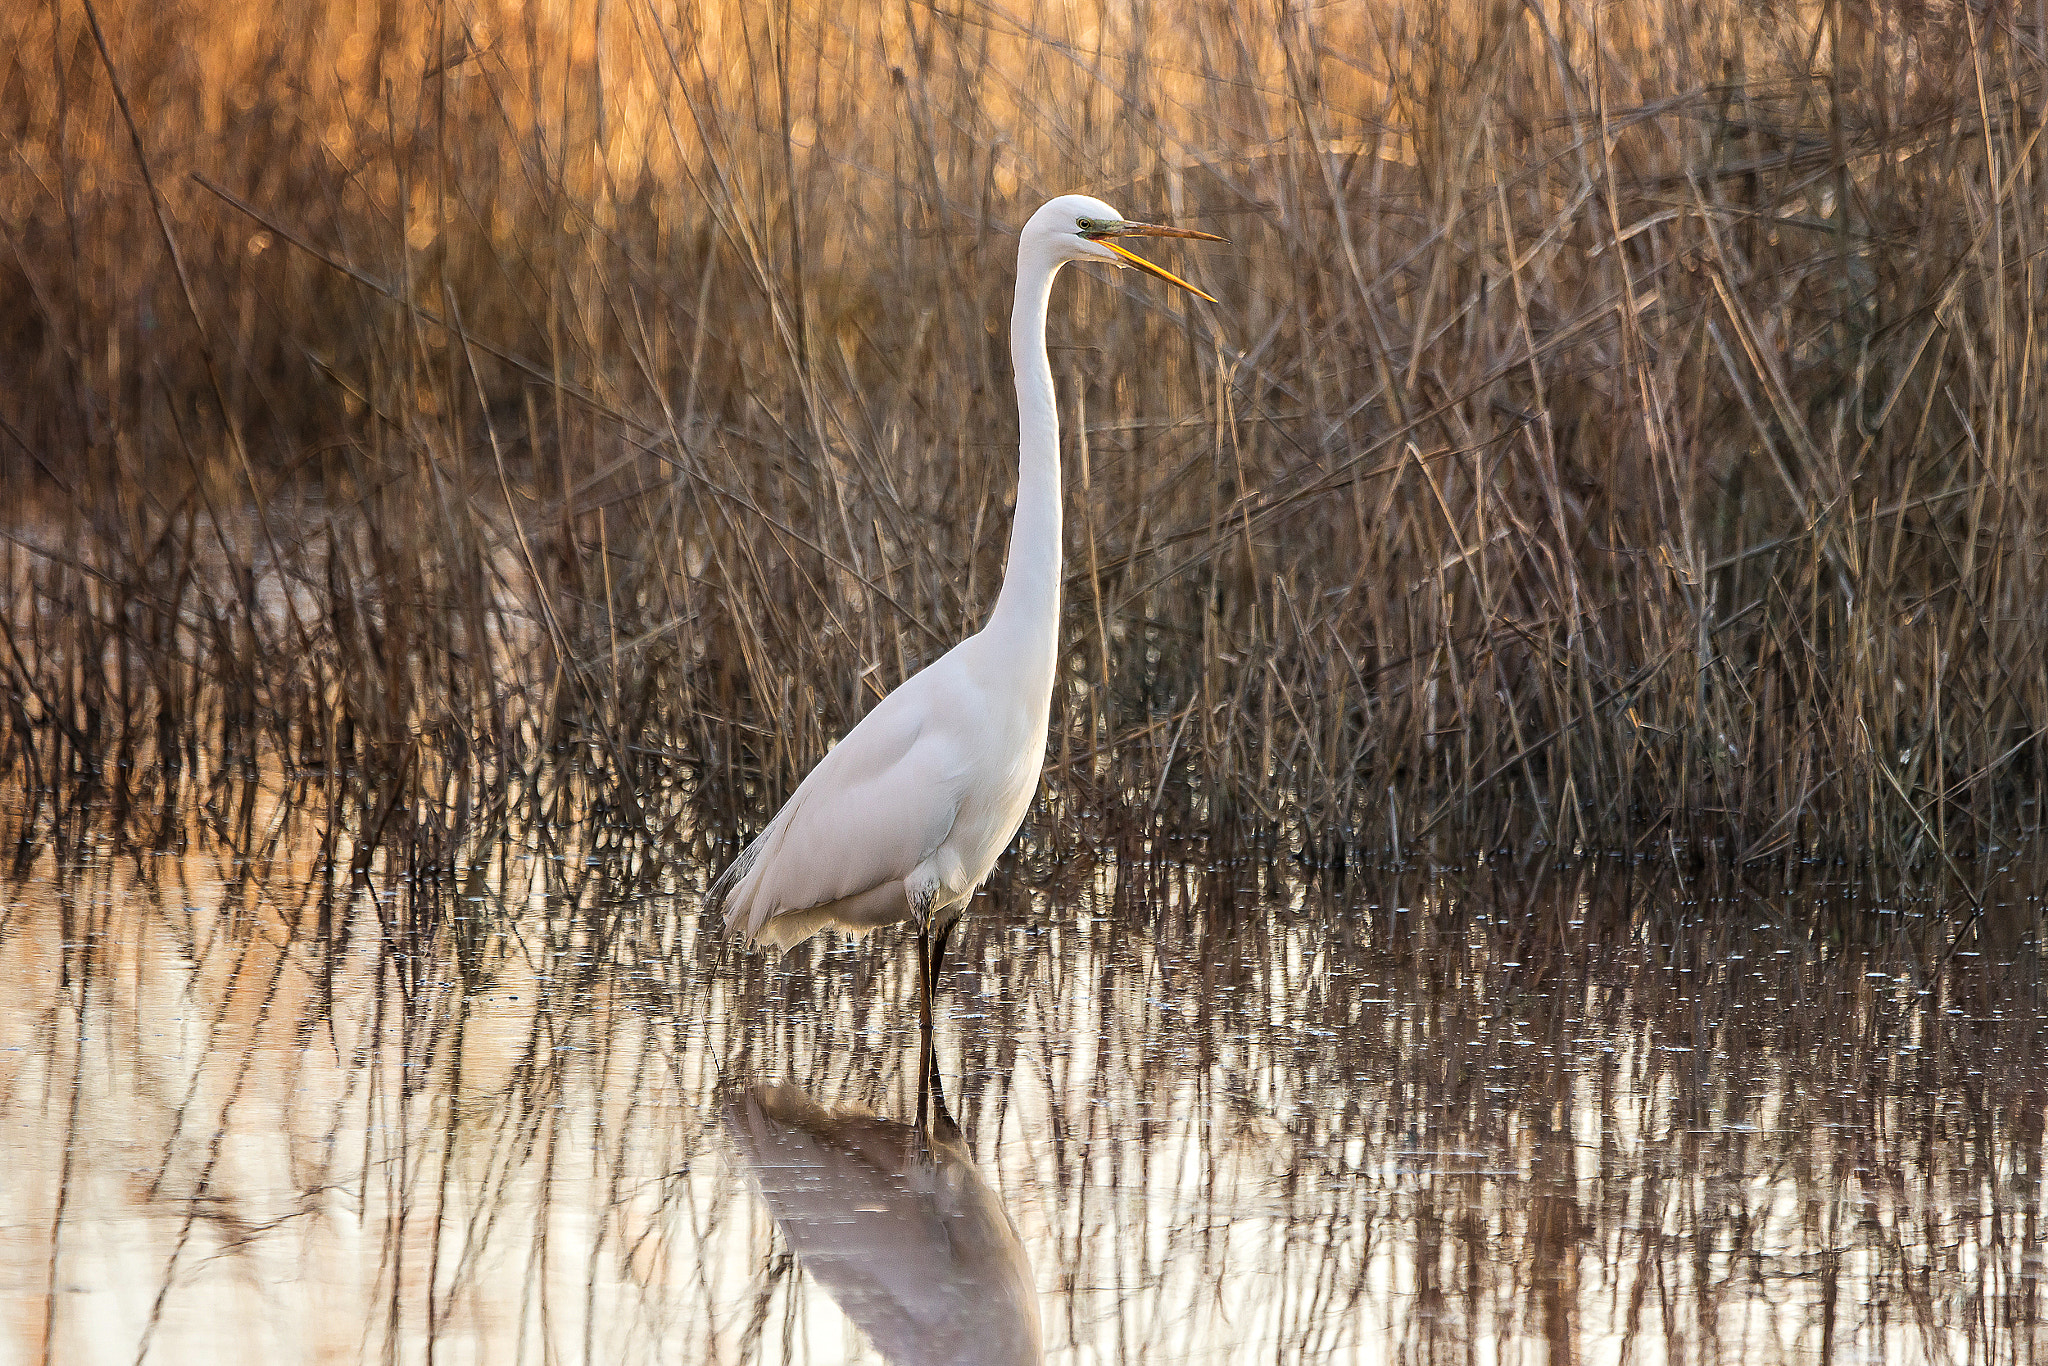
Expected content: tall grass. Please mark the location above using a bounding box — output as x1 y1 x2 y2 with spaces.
4 0 2048 894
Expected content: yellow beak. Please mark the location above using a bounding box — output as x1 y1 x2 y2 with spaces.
1091 221 1227 304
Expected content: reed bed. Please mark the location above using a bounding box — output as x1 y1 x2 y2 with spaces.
5 0 2048 903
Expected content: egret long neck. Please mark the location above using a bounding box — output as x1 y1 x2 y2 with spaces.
985 250 1063 679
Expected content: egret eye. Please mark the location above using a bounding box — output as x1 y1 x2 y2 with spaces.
1076 217 1110 239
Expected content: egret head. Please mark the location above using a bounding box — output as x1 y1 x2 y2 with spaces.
1022 194 1225 302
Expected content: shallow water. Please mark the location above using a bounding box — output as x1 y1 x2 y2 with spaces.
2 846 2043 1365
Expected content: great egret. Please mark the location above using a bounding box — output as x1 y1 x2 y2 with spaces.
709 194 1223 1038
722 1080 1041 1364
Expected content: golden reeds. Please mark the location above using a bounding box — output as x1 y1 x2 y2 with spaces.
4 0 2048 895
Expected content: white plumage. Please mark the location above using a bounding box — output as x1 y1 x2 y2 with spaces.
708 194 1222 1001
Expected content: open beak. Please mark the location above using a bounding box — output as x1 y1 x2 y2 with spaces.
1088 220 1227 303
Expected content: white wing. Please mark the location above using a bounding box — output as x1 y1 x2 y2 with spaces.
708 658 976 944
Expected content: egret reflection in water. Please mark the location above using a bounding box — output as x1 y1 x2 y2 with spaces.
723 1079 1043 1365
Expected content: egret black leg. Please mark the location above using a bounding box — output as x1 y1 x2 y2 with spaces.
923 916 956 1099
916 918 934 1130
929 916 956 990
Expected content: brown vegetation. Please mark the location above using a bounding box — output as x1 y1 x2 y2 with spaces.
4 0 2048 896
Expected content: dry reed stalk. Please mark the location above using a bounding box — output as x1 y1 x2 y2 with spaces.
0 0 2045 928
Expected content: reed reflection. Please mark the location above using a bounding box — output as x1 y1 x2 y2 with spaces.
3 835 2043 1365
723 1076 1043 1365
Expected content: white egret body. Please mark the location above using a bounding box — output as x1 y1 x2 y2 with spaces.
709 195 1221 1010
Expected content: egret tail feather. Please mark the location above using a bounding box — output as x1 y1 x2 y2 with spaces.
706 833 763 929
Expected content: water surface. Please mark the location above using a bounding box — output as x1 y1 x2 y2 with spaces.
2 846 2042 1364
